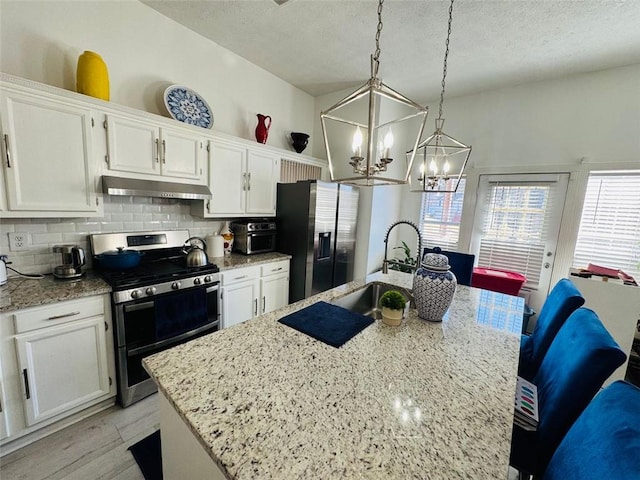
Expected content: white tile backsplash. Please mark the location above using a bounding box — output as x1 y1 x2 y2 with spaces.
0 196 228 275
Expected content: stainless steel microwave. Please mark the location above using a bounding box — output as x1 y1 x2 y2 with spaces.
231 221 277 255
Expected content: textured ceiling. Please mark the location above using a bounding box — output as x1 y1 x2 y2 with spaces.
141 0 640 102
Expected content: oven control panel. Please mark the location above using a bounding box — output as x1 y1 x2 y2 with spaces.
112 272 220 304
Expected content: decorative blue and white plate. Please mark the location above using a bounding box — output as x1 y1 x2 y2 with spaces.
163 85 213 129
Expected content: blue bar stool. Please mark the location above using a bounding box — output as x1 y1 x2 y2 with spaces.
542 380 640 480
518 278 585 380
510 308 627 477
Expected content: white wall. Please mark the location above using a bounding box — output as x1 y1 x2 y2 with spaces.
0 0 319 276
396 64 640 295
426 63 640 171
0 0 315 152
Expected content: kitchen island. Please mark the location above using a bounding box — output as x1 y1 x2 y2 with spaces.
143 270 524 479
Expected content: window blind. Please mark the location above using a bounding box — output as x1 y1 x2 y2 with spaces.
420 177 466 251
280 159 322 183
572 171 640 277
478 181 556 289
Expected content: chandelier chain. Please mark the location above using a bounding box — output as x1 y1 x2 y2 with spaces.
438 0 455 120
373 0 384 77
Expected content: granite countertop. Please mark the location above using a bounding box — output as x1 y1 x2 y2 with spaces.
143 270 523 479
212 252 291 271
0 252 291 313
0 271 111 313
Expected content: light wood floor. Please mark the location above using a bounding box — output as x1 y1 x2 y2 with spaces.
0 393 158 480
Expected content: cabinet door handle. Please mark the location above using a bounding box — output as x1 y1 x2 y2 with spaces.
162 139 166 164
234 275 248 280
48 311 80 320
254 298 258 316
242 173 247 191
155 138 160 163
271 267 283 272
4 134 11 168
23 369 30 400
247 172 251 191
262 296 266 313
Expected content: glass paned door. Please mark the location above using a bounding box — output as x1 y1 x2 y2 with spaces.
470 173 569 312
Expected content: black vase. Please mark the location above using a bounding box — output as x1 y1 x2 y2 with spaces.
291 132 309 153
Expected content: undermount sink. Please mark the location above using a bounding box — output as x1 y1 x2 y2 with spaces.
331 283 410 320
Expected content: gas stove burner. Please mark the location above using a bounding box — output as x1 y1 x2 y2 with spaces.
99 259 219 290
90 230 221 302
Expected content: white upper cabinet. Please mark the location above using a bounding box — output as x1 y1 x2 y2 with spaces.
193 139 279 217
0 86 101 217
160 128 203 179
246 150 279 215
0 152 7 213
105 113 204 182
207 141 246 215
105 115 158 175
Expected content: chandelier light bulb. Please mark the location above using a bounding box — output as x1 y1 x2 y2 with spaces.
383 129 394 158
352 127 363 157
429 159 438 175
443 160 450 174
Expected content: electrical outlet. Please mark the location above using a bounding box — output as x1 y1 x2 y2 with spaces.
8 233 29 251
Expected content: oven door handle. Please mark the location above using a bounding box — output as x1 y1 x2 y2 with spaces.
123 301 154 313
247 231 276 238
127 320 220 357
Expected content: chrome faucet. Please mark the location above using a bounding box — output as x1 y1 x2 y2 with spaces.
393 285 416 309
382 220 423 274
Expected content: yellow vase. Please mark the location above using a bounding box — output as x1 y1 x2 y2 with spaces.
76 51 110 101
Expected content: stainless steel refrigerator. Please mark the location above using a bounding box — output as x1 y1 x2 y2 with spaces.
276 180 359 303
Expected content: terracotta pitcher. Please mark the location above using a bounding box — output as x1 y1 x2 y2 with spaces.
255 114 271 144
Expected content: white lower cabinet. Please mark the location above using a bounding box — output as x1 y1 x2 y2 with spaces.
0 358 8 441
220 259 290 328
260 260 290 315
0 295 116 447
15 316 110 426
221 265 261 329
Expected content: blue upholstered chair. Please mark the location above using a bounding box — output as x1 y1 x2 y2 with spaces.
423 248 475 286
541 380 640 480
510 308 627 477
518 278 585 380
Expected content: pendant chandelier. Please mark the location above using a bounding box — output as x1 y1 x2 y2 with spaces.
320 0 428 187
408 0 471 193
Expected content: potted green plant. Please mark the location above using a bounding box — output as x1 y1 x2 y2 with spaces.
389 241 417 273
379 290 407 326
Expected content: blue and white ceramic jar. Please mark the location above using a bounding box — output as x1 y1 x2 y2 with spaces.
413 247 457 322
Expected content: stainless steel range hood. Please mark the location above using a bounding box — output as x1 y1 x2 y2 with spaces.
102 176 211 200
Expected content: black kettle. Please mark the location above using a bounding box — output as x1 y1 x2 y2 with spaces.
182 237 209 267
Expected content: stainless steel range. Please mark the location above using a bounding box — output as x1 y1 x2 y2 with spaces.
90 230 220 407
